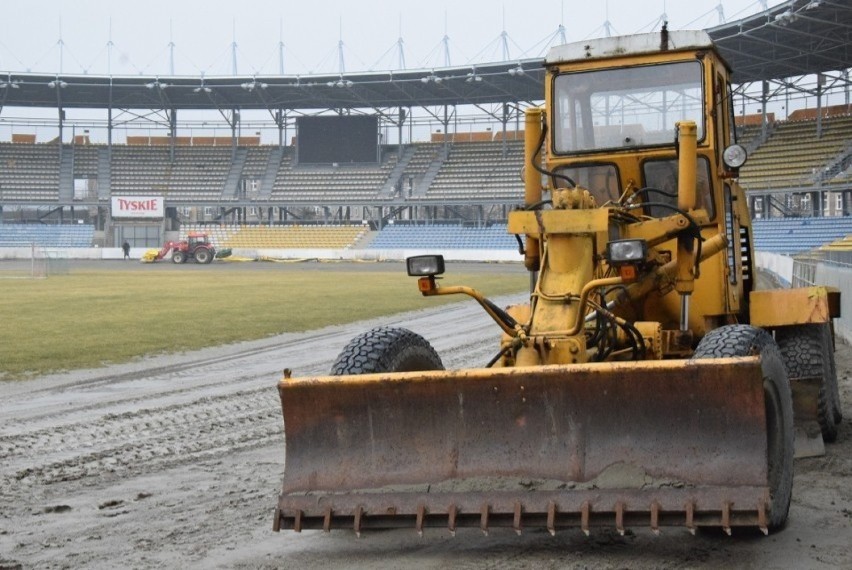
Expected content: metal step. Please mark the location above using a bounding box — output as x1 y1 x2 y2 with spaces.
222 147 248 198
58 145 74 201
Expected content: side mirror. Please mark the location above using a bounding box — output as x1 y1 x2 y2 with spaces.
406 255 445 277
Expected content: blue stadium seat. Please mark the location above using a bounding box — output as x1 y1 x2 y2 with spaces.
0 224 94 247
752 217 852 254
368 224 518 250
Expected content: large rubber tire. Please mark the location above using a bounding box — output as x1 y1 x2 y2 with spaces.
828 324 843 424
691 324 794 531
172 251 186 264
330 326 444 375
776 324 841 442
194 248 212 264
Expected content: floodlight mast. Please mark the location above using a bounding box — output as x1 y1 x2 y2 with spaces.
169 20 175 76
337 18 346 74
232 19 238 76
279 18 285 75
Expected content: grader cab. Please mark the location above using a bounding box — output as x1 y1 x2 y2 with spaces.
274 30 841 536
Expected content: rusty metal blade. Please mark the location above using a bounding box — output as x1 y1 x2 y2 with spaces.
276 357 769 532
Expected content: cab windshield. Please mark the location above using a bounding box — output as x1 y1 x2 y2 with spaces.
553 61 704 154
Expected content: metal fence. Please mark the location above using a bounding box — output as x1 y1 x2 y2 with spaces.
791 255 852 342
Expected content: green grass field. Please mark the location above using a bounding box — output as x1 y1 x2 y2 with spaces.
0 267 527 379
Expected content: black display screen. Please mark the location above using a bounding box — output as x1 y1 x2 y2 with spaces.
296 115 378 164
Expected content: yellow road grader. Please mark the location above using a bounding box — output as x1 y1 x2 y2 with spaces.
274 30 841 536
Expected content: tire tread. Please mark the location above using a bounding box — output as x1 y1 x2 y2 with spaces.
331 326 443 375
776 325 839 443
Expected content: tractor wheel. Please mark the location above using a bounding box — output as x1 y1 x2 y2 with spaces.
691 324 794 531
330 326 444 375
194 248 212 264
776 324 841 442
172 251 186 264
828 324 843 424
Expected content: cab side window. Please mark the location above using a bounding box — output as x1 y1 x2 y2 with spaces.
642 157 715 219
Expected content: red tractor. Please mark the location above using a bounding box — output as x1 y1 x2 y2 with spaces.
145 232 216 264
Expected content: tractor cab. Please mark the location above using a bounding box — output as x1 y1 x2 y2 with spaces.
187 232 211 248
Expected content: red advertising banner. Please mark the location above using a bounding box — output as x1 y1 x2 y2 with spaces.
111 196 164 219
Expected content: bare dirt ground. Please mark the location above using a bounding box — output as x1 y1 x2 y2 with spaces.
1 263 851 570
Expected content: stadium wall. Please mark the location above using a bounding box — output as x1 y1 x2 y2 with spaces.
245 248 522 263
0 247 523 263
0 247 116 261
754 251 794 286
812 263 852 344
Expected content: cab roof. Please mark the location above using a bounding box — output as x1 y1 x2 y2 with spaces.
545 30 715 65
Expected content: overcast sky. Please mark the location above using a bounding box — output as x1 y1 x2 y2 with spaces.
0 0 786 77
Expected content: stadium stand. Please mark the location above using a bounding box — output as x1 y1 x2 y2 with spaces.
736 124 768 153
270 148 397 202
823 146 852 188
815 234 852 265
739 114 852 190
0 143 60 201
1 111 850 261
829 165 852 187
4 119 849 210
109 145 232 200
180 223 366 249
109 145 170 195
177 222 523 251
820 235 852 251
751 216 852 254
394 143 442 197
239 146 273 198
367 223 518 250
416 140 525 202
72 145 100 180
167 146 232 199
0 223 94 247
0 0 849 266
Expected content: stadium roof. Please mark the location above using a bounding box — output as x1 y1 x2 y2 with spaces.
708 0 852 83
0 0 848 112
0 60 545 112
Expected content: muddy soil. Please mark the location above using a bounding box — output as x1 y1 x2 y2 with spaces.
1 278 851 569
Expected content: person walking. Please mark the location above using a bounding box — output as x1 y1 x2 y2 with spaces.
122 241 130 260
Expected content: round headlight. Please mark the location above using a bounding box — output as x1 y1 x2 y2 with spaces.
723 144 748 169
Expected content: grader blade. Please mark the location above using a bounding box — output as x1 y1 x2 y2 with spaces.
275 357 773 535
